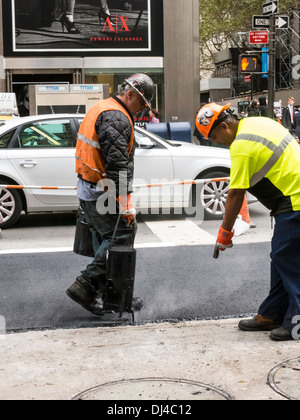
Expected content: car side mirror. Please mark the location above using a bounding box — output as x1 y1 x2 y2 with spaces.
137 136 155 149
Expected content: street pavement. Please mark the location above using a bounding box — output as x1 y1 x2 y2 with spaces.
1 318 300 401
1 204 300 401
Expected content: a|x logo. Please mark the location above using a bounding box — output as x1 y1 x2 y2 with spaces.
102 15 130 32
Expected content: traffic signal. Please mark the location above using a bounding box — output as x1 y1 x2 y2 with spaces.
239 55 261 73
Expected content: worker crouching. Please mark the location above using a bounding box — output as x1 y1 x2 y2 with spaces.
196 103 300 341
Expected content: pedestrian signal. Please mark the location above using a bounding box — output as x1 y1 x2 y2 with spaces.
239 55 261 73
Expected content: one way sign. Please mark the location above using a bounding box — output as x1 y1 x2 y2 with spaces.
277 15 289 29
253 16 270 28
253 15 289 29
263 1 278 15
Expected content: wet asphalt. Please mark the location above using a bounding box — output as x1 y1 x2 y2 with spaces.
1 242 270 332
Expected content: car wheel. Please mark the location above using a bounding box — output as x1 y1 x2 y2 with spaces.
200 171 230 220
0 185 23 229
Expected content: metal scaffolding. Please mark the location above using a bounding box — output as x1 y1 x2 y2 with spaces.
276 10 300 90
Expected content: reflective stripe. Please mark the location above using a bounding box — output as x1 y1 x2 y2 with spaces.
75 155 107 177
75 97 134 184
251 134 294 186
235 133 277 152
77 133 101 150
235 132 294 187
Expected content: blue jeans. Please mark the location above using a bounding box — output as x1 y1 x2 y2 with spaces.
258 211 300 332
79 200 137 293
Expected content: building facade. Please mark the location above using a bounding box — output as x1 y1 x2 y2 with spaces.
0 0 200 132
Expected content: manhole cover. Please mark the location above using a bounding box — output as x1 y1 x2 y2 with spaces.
269 358 300 400
72 378 233 400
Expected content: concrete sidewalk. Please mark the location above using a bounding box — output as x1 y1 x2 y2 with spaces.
0 318 300 401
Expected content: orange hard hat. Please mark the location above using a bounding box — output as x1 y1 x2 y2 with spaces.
195 103 231 139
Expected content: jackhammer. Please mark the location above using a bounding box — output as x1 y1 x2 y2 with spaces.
104 211 138 322
73 207 139 323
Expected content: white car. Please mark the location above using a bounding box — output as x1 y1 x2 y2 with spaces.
0 114 231 228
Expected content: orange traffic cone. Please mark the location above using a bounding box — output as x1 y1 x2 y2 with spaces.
239 194 251 225
233 194 251 236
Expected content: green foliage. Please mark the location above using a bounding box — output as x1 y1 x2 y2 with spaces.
200 0 300 74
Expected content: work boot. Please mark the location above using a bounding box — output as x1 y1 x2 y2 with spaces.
66 275 103 316
270 327 294 341
238 315 282 331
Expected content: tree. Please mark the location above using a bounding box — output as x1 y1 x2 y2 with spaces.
200 0 299 76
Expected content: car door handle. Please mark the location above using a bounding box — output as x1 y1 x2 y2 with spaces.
20 160 38 168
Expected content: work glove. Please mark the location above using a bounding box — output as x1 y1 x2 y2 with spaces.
213 226 234 259
117 194 136 226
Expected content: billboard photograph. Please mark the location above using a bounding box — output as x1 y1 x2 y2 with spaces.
3 0 163 54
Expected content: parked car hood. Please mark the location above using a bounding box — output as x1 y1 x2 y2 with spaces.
169 140 230 157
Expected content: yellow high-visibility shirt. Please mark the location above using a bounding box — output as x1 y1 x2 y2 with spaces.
229 117 300 215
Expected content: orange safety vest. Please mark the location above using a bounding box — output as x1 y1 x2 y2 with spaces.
75 97 135 184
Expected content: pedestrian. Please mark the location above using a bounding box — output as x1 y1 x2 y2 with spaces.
247 99 260 117
149 108 160 123
66 73 155 316
258 96 268 117
281 96 296 135
195 103 300 341
294 108 300 142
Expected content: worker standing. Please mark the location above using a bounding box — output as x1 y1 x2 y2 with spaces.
66 73 155 316
196 103 300 341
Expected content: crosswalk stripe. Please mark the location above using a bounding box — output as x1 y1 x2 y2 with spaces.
0 218 271 255
144 219 215 246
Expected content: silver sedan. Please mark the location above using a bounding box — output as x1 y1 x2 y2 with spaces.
0 114 231 228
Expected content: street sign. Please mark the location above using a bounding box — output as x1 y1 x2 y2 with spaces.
263 0 278 15
262 47 269 77
253 15 270 28
249 31 269 44
277 15 289 29
252 15 289 29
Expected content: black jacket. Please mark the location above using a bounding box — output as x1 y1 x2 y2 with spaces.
281 106 296 132
294 111 300 138
248 109 260 117
95 97 135 196
259 105 268 117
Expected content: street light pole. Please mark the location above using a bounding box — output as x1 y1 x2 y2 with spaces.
268 14 276 118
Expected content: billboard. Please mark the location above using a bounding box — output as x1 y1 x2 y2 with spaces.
3 0 163 56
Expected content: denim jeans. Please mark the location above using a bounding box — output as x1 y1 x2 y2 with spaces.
79 199 137 293
258 211 300 332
